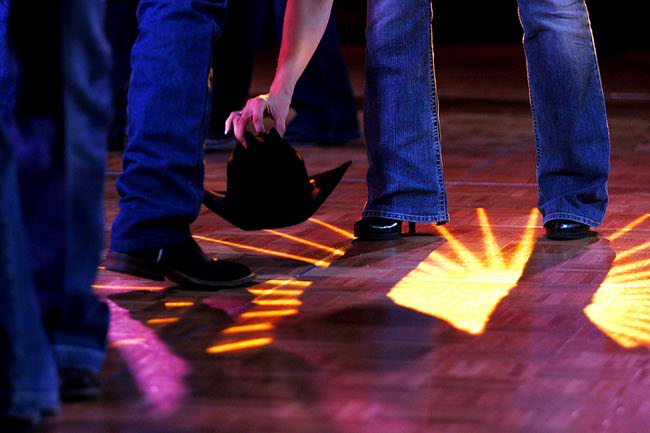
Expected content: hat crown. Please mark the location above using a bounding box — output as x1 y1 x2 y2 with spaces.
203 128 351 230
226 129 313 210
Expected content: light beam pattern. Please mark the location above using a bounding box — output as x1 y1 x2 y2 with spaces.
197 220 355 353
584 214 650 348
93 284 166 292
107 300 189 414
147 318 180 325
193 235 332 267
193 218 353 268
388 208 540 334
263 229 346 256
164 302 195 308
205 279 312 354
308 217 355 239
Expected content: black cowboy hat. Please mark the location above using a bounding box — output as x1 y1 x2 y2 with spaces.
203 129 351 230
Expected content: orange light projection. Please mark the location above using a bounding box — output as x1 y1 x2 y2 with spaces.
93 284 167 291
222 323 274 334
253 299 303 306
584 214 650 348
206 338 273 354
206 279 312 354
388 208 540 334
193 235 332 267
248 288 304 296
240 309 299 318
263 229 346 256
110 338 146 347
309 217 356 239
147 318 180 325
164 302 195 308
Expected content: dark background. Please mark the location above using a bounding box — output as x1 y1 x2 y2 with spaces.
332 1 647 53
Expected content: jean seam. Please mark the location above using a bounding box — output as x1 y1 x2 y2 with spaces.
427 1 447 216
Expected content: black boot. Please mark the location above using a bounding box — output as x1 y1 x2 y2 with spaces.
106 237 255 289
544 219 596 240
353 217 404 241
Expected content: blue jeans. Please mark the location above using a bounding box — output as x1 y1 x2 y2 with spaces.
0 0 111 419
363 0 610 227
110 0 227 251
0 2 14 123
210 0 359 142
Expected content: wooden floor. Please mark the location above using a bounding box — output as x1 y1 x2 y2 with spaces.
44 45 649 433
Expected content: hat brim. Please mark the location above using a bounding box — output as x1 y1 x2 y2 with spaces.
204 160 351 230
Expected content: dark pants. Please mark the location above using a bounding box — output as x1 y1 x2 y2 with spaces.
105 0 139 145
110 0 227 252
0 0 111 419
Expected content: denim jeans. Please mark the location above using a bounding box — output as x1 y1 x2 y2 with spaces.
210 0 359 142
0 2 14 123
110 0 228 251
0 0 111 419
363 0 609 227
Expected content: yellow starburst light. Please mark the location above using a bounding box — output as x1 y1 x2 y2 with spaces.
584 214 650 348
388 208 540 334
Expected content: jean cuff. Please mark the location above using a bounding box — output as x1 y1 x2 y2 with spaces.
543 212 602 228
0 389 59 420
54 344 105 373
110 230 192 253
362 209 450 224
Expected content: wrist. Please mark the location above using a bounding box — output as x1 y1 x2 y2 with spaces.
269 83 294 101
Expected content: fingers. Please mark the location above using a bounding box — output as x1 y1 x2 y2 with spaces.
225 97 267 145
225 94 290 144
273 111 287 136
268 104 288 136
233 109 250 145
224 112 237 136
251 112 265 135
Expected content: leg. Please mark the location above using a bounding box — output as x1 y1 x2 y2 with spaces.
13 0 111 399
1 0 111 423
0 121 59 428
108 0 253 288
518 0 610 228
0 1 16 122
111 0 227 252
55 0 112 379
272 0 359 144
362 0 448 224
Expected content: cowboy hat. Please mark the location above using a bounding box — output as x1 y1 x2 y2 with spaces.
203 129 351 230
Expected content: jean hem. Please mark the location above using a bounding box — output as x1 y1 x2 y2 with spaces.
543 212 602 228
110 231 192 253
0 390 59 420
54 344 105 373
362 210 450 224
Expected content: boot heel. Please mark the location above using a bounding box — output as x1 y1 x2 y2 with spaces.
408 222 416 235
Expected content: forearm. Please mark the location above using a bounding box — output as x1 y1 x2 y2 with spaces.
270 0 334 98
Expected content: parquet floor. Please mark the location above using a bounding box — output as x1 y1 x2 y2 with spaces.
42 45 649 433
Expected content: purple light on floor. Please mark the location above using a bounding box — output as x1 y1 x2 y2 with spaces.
107 300 190 415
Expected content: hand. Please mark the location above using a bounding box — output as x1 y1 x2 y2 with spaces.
225 92 291 146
